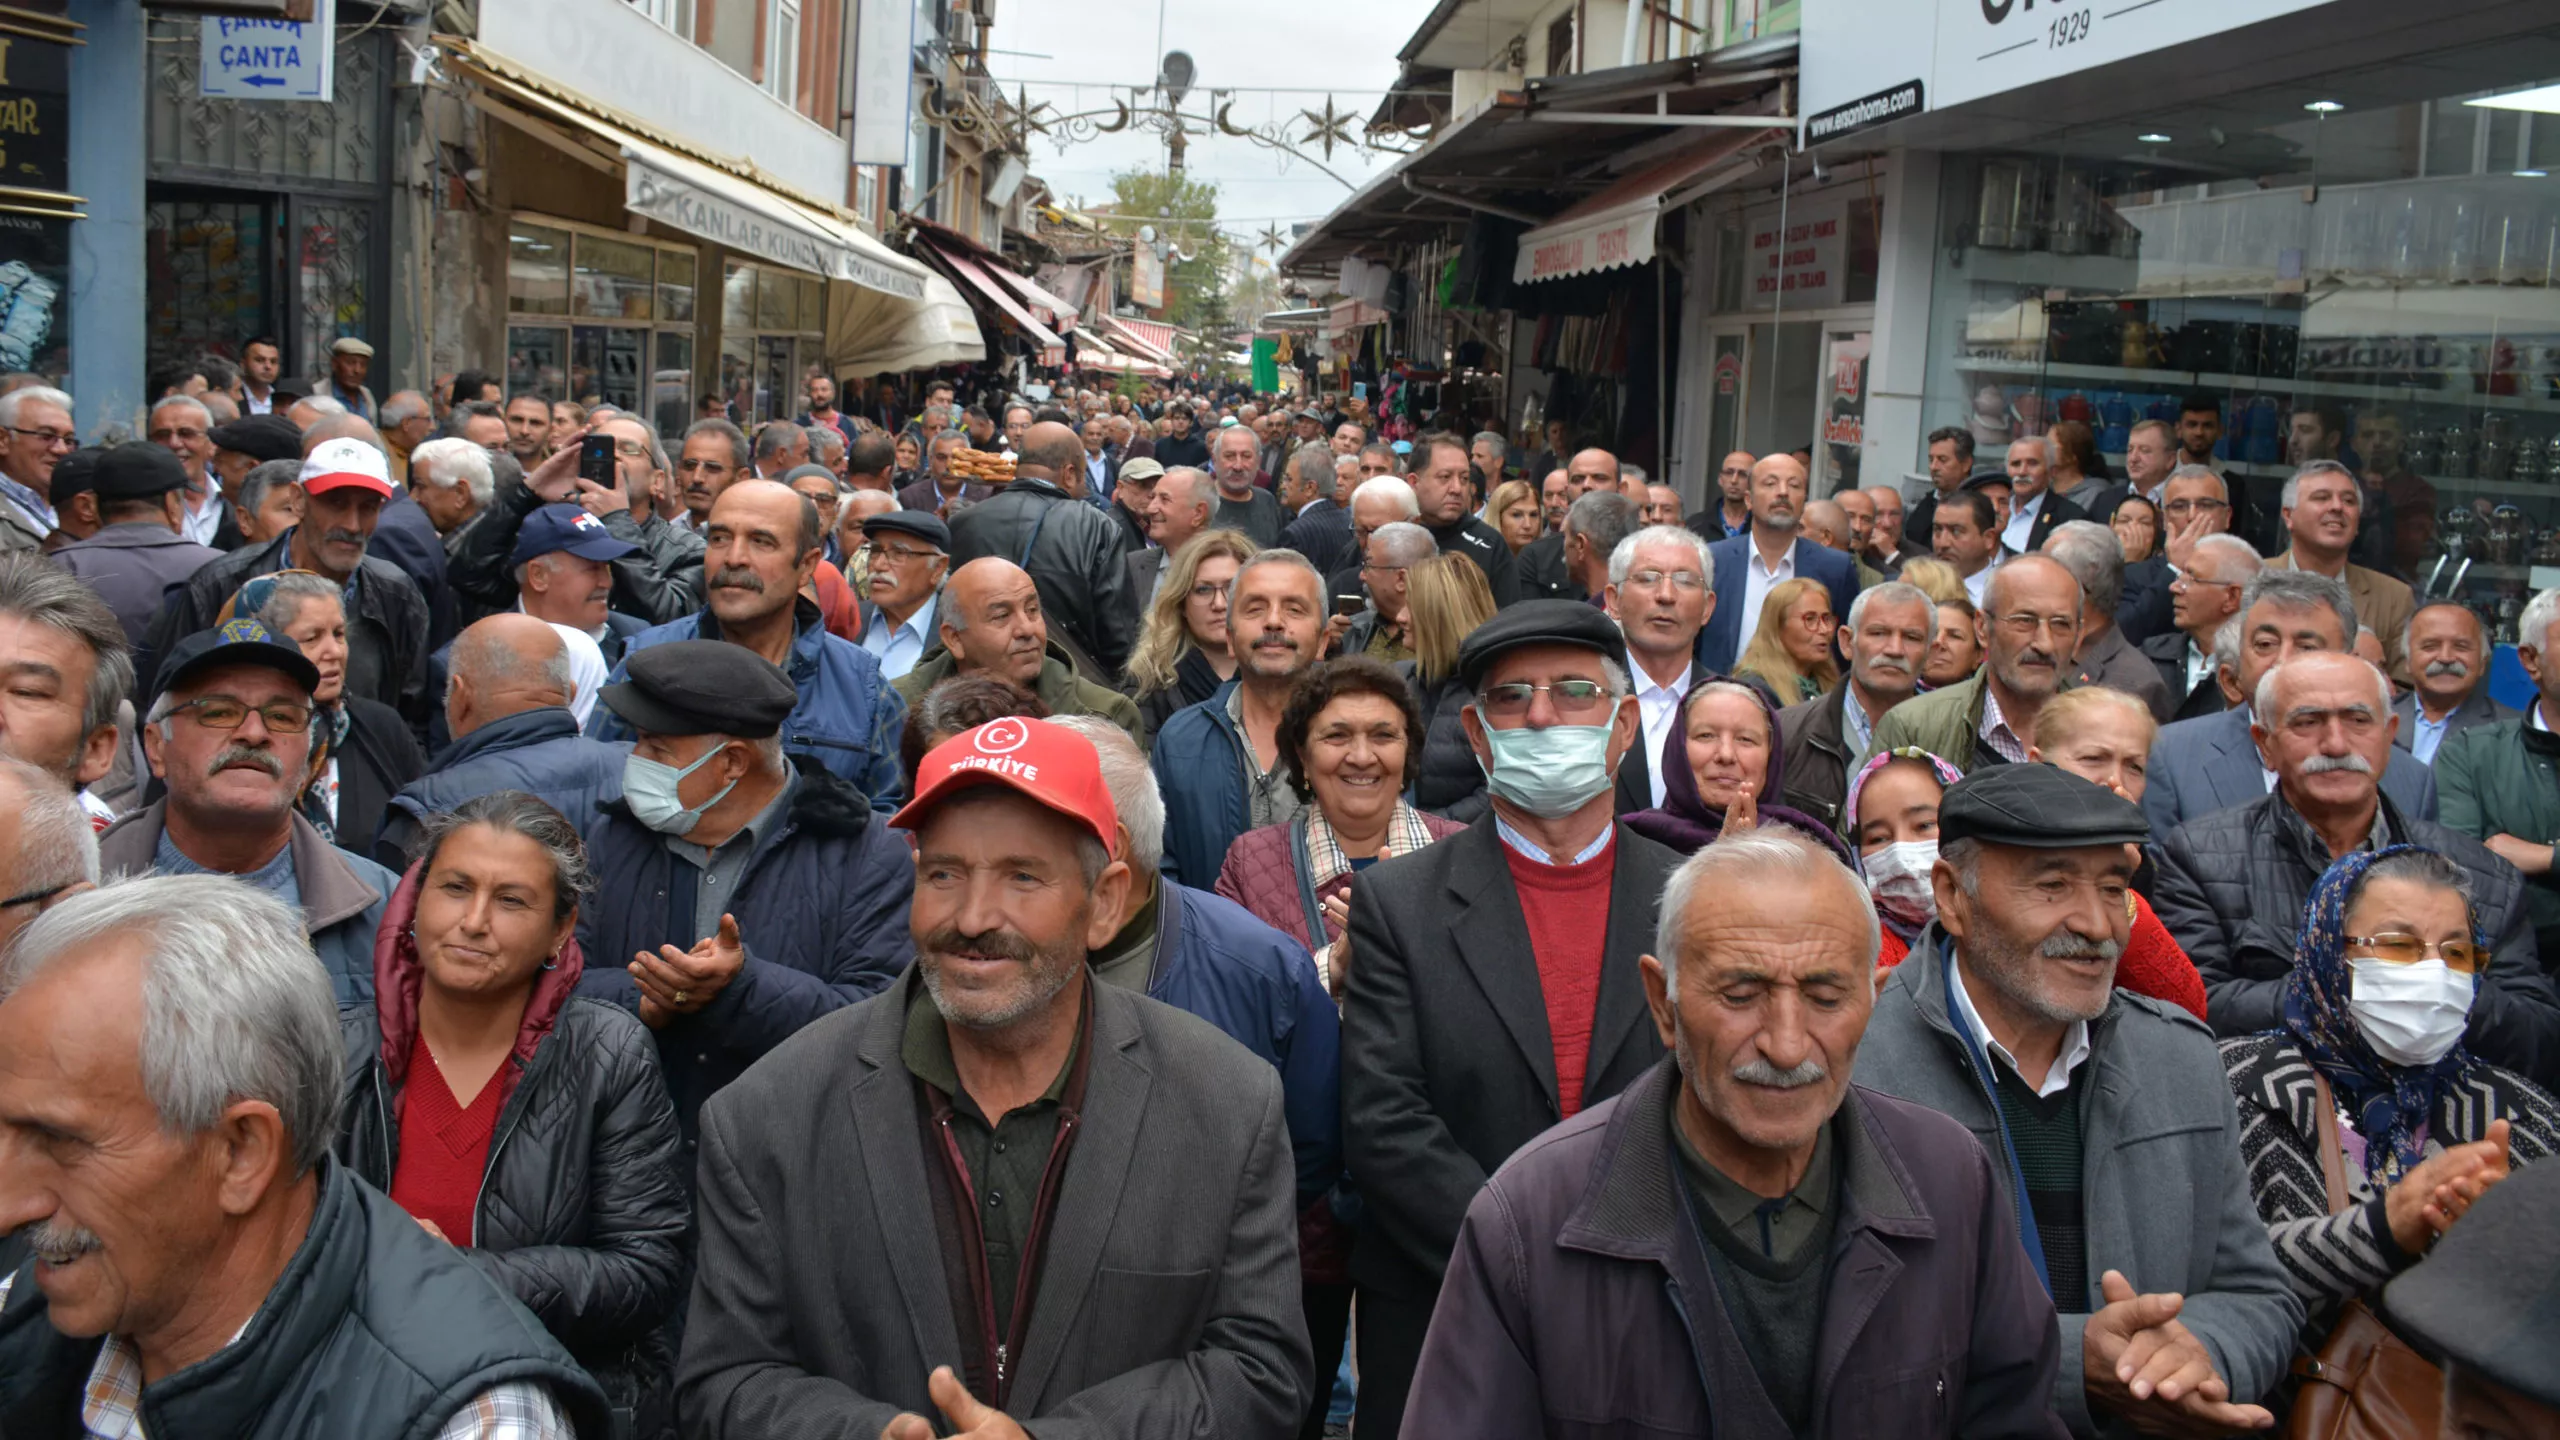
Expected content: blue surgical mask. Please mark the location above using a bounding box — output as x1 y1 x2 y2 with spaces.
1476 723 1617 819
623 741 740 837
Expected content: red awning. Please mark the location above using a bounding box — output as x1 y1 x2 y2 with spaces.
919 240 1062 350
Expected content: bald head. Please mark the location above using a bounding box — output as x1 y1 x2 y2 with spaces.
301 412 385 457
1017 421 1084 480
1800 498 1851 552
444 613 571 738
941 557 1048 685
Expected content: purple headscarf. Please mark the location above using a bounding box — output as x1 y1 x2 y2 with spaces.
1622 673 1852 865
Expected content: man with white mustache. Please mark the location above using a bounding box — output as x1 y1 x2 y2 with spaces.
2393 600 2510 765
1778 581 1933 830
1859 763 2304 1437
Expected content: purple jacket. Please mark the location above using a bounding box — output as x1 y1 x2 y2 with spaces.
1405 1061 2068 1440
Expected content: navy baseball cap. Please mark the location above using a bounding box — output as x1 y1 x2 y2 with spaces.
511 504 640 566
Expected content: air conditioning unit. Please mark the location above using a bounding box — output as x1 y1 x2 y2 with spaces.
946 7 977 51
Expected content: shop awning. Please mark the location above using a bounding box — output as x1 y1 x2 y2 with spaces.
930 246 1063 351
1107 316 1182 363
829 272 984 376
1511 127 1774 284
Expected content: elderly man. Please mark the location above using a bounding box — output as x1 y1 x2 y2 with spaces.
1278 443 1354 574
1781 580 1933 830
0 758 94 955
406 434 490 539
1800 496 1884 589
667 418 750 533
446 413 704 629
1688 450 1757 541
1703 454 1861 673
1519 448 1616 602
102 624 395 1002
1862 484 1909 575
377 389 433 485
227 457 303 548
2396 598 2511 764
505 501 649 666
0 876 608 1436
1209 423 1285 547
2143 532 2259 722
1857 764 2301 1437
1132 464 1217 604
2141 569 2436 839
578 639 915 1147
150 437 429 723
1339 519 1432 668
2083 418 2180 527
1409 432 1519 605
1553 488 1641 612
2002 436 2084 555
750 419 810 481
1408 827 2067 1437
1105 454 1159 555
313 336 378 420
2153 651 2560 1082
146 393 218 528
783 464 847 565
1076 414 1119 502
1342 600 1684 1438
596 479 905 808
1151 551 1329 887
0 384 72 551
854 509 948 681
374 613 628 869
893 557 1144 745
675 717 1311 1437
1873 554 2081 775
2270 460 2414 687
2439 588 2560 963
948 420 1140 677
2043 520 2173 722
1605 524 1715 811
48 445 223 651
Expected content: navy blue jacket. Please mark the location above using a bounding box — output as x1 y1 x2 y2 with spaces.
575 765 915 1140
1145 880 1341 1208
1698 533 1862 675
372 706 630 870
1149 678 1251 889
423 611 649 753
592 597 907 813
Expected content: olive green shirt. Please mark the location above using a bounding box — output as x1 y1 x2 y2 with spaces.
1090 879 1160 994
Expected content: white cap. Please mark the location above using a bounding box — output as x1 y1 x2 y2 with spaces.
297 436 394 498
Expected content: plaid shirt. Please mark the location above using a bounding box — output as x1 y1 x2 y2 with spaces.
1978 682 2030 765
1303 802 1441 992
0 1272 577 1439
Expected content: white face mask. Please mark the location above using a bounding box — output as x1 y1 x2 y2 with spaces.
2348 957 2475 1068
1863 840 1938 931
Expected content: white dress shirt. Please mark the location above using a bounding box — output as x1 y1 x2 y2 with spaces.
1633 660 1693 808
2002 490 2045 554
180 480 224 546
1949 949 2091 1099
1738 538 1797 651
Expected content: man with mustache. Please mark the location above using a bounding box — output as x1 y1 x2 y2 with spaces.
1701 453 1860 674
1406 827 2069 1437
892 558 1143 747
675 716 1314 1438
2154 651 2560 1083
1873 555 2081 776
2393 600 2510 766
1777 581 1933 831
98 623 397 1004
1857 763 2304 1438
853 508 948 681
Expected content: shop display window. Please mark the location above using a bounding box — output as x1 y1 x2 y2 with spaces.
506 215 699 414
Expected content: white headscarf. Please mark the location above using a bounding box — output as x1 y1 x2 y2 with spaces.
548 623 610 727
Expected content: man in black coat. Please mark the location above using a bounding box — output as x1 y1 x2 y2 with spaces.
1278 446 1354 576
1342 601 1683 1438
948 421 1140 676
1409 432 1519 606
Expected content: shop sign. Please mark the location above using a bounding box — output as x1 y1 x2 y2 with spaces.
1821 331 1871 490
198 0 335 102
1132 242 1164 311
1804 81 1923 146
0 10 71 203
1713 352 1741 396
625 153 926 301
1746 199 1846 309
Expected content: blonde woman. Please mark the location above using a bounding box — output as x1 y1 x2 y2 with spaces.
1487 478 1543 554
1896 555 1966 607
1399 551 1502 818
1125 529 1260 740
1732 575 1842 705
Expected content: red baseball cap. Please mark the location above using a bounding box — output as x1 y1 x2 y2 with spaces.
297 436 395 498
892 716 1121 856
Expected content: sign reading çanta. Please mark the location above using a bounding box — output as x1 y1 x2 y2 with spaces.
198 0 336 103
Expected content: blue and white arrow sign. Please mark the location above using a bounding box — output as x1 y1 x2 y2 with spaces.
200 0 336 103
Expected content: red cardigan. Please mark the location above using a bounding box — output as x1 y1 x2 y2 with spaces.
1878 890 2208 1021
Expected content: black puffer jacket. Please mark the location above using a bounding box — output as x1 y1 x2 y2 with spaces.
947 475 1141 675
2151 789 2560 1087
1137 646 1227 744
1401 662 1488 823
337 866 689 1419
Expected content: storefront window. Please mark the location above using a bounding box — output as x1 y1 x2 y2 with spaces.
510 223 570 315
654 331 695 439
719 260 829 424
571 325 647 412
574 234 655 321
507 324 567 400
658 250 697 324
505 215 698 411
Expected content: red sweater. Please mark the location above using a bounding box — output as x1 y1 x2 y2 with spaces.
1876 891 2209 1021
1505 838 1618 1118
389 1035 505 1243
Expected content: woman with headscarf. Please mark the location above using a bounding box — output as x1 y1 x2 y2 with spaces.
1622 675 1849 861
219 569 425 850
546 622 609 728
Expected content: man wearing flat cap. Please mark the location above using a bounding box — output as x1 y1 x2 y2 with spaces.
1106 455 1161 556
2383 1160 2560 1434
1340 598 1685 1439
575 637 915 1148
50 445 224 649
855 508 949 681
676 717 1314 1439
1854 763 2302 1438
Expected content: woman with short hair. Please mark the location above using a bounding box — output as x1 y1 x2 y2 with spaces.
1487 478 1541 554
1398 551 1502 820
223 570 424 849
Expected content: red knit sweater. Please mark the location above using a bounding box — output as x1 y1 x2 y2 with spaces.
389 1035 505 1244
1505 838 1618 1118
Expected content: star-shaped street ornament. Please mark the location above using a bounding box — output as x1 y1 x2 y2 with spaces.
1257 224 1288 253
1298 97 1356 161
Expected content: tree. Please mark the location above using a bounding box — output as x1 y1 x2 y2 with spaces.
1100 169 1231 336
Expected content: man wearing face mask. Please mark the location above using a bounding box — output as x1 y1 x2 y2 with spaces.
2153 652 2560 1087
575 639 917 1146
1340 600 1685 1440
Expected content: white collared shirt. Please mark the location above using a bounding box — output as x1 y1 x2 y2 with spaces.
1633 660 1693 808
1738 538 1796 649
1962 551 2000 608
2184 638 2214 699
1495 813 1614 866
860 591 939 680
180 479 224 547
2002 489 2046 554
1949 950 2092 1099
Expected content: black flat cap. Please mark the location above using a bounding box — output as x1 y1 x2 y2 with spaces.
1456 598 1630 693
208 414 304 464
600 639 796 739
48 447 104 504
1960 471 2014 493
92 443 189 503
2384 1161 2560 1406
862 509 949 552
158 618 321 698
1939 763 2149 849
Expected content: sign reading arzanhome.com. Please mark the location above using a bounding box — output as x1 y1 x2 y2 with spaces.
1805 82 1923 145
199 0 336 103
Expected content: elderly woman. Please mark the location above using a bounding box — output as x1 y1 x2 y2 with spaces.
222 569 424 849
1731 575 1840 705
1924 595 1985 689
1488 478 1542 554
338 791 687 1424
2221 845 2558 1337
1623 676 1844 859
1216 656 1463 999
1127 530 1258 740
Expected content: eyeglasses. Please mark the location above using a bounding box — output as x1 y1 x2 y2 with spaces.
7 425 74 449
1476 679 1613 719
1359 560 1408 576
2345 933 2486 974
149 426 208 443
2170 572 2239 591
1996 612 2079 639
1624 568 1706 591
859 541 941 563
2161 498 2227 518
0 880 72 911
1188 581 1229 601
167 695 312 734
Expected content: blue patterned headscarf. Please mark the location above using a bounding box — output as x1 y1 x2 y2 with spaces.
2280 845 2483 1183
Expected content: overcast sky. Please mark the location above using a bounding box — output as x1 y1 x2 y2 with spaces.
997 0 1440 248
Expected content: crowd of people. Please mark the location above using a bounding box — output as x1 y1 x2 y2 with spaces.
0 358 2552 1440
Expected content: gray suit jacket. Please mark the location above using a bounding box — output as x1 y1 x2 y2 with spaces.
2390 686 2515 759
2142 703 2436 840
676 969 1312 1438
1855 929 2303 1436
1127 545 1168 613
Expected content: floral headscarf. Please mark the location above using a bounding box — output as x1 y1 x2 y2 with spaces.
214 571 352 834
1841 747 1966 939
2280 845 2483 1183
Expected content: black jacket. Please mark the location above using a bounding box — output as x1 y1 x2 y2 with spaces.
947 476 1141 676
1138 646 1226 743
446 474 704 628
146 531 433 729
1280 497 1355 576
2141 629 2226 722
321 696 427 853
1402 664 1488 822
1775 682 1860 832
2151 789 2560 1087
1515 529 1579 602
1426 515 1521 606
